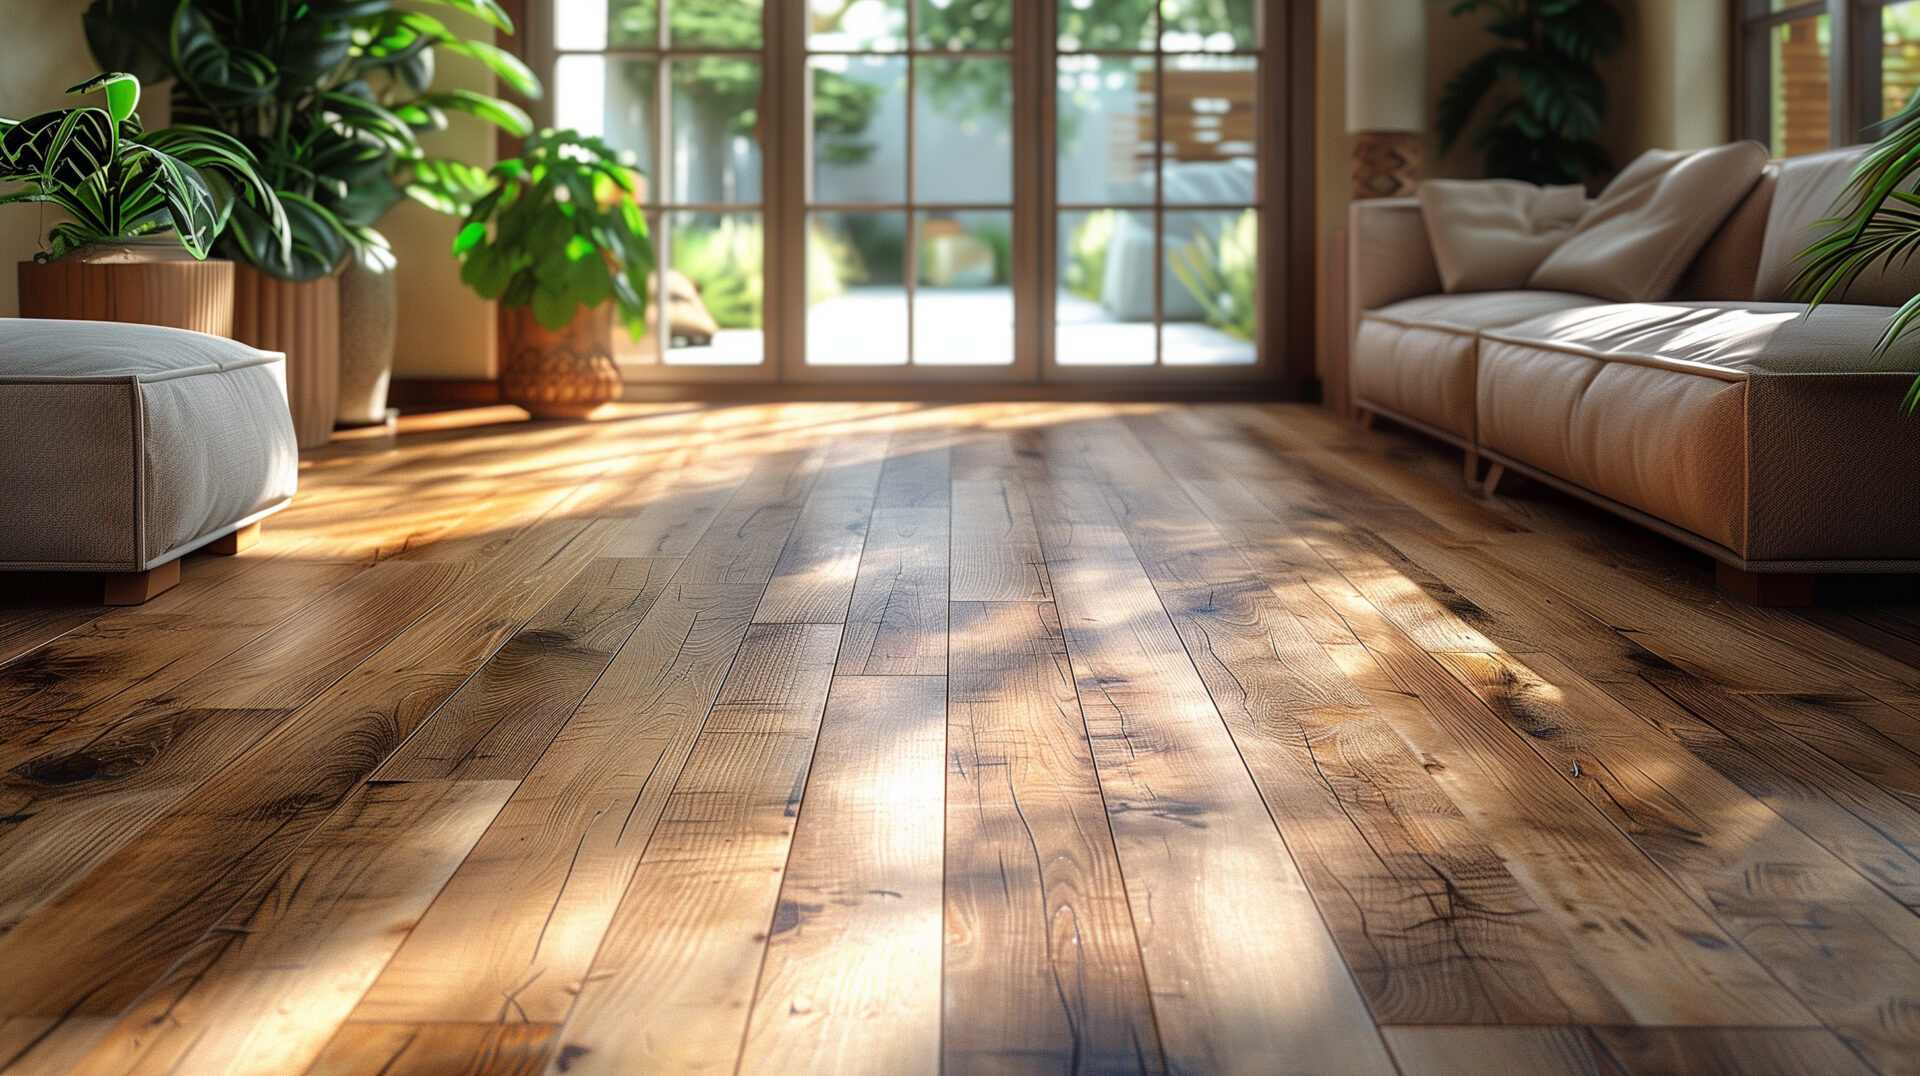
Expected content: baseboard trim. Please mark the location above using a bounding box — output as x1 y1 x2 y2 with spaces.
390 378 501 406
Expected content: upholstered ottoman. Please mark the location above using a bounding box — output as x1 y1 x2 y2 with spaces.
0 318 299 603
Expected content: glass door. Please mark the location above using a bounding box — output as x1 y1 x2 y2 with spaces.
794 1 1029 377
550 0 773 382
532 0 1280 386
1049 0 1263 376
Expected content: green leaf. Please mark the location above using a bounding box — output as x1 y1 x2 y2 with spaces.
414 90 533 136
530 284 576 330
66 71 141 124
452 219 487 254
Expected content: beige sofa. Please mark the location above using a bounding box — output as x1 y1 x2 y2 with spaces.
1348 147 1920 603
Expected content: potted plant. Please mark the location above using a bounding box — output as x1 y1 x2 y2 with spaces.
452 128 653 419
1433 0 1624 186
84 0 538 442
1795 92 1920 413
1 72 284 336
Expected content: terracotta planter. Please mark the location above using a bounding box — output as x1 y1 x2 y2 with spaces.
499 302 623 419
17 243 234 336
336 258 398 427
232 265 340 450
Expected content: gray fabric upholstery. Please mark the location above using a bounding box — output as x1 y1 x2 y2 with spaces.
1752 145 1920 307
0 318 299 572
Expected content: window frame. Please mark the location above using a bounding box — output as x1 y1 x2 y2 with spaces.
1735 0 1920 153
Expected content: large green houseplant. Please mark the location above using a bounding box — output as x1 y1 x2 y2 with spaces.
83 0 538 440
1795 92 1920 412
452 128 653 419
1434 0 1624 185
1 72 284 335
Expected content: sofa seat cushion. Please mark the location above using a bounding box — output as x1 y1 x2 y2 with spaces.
0 318 299 572
1352 290 1605 442
1479 302 1920 562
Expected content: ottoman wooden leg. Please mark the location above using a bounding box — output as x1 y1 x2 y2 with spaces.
1715 562 1814 607
210 521 263 555
104 558 181 605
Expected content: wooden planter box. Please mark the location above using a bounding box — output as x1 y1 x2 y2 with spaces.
232 264 340 450
17 250 234 337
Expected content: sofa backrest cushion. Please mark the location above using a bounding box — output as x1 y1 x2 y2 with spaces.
1752 144 1920 307
1671 167 1777 302
1417 179 1587 292
1528 141 1770 302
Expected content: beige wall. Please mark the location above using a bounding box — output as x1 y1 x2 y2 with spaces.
1313 0 1733 375
0 0 496 379
0 2 99 319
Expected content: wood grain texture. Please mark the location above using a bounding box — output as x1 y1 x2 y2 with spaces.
4 402 1920 1075
1025 429 1394 1075
740 675 947 1076
552 622 841 1074
63 779 513 1076
945 600 1163 1074
374 557 679 780
350 583 764 1026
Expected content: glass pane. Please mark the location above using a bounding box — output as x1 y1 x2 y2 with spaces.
605 0 656 48
556 56 658 201
663 212 764 366
670 0 762 48
916 211 1013 365
1161 55 1255 202
1058 0 1157 52
1163 209 1256 365
1159 0 1256 51
1769 14 1830 157
809 0 908 51
1056 210 1156 365
918 0 1012 50
1057 55 1156 205
812 56 907 203
1882 2 1920 122
809 212 908 365
616 211 665 366
915 58 1013 204
670 58 763 204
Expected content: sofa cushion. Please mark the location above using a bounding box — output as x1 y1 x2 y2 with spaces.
1529 141 1770 302
1479 301 1920 561
1417 179 1587 293
1350 290 1603 442
1752 145 1920 308
1671 168 1777 302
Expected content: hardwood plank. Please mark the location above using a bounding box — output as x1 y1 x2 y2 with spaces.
1436 649 1920 1070
1587 1027 1876 1076
949 431 1050 602
754 434 887 624
1090 415 1627 1025
677 445 826 585
945 600 1163 1073
1024 435 1394 1075
374 557 680 780
349 583 763 1026
551 622 841 1074
0 518 607 1018
0 708 288 934
0 1016 111 1074
1382 1027 1617 1076
740 675 946 1076
837 507 949 676
64 779 513 1076
306 1022 557 1076
170 558 464 710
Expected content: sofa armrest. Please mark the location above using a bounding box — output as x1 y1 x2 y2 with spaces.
1348 197 1442 312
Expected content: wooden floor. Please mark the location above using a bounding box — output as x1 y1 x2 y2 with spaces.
3 402 1920 1075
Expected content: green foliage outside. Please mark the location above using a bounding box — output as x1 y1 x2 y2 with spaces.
1434 0 1623 185
672 216 762 329
1170 209 1256 341
1064 211 1116 302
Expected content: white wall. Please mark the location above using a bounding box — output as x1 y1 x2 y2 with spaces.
0 2 99 319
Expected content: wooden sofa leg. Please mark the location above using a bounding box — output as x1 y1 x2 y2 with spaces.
1463 448 1481 487
1481 463 1507 497
104 558 181 606
210 520 262 555
1715 562 1814 607
1357 409 1376 430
